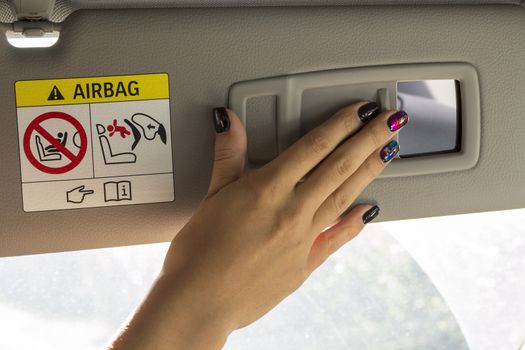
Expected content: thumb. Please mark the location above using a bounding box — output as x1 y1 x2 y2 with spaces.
207 107 247 196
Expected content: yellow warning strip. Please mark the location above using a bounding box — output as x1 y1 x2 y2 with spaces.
15 73 170 107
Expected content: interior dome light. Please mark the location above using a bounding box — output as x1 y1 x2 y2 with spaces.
6 29 59 48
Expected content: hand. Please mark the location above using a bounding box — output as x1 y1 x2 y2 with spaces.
109 102 408 350
66 185 94 204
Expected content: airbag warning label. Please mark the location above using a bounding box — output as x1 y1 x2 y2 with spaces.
15 73 174 212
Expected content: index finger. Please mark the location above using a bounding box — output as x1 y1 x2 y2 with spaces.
261 101 380 185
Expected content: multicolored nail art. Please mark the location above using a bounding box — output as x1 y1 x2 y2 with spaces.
380 140 400 162
387 110 409 132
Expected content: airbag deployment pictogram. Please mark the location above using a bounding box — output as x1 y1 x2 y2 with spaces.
15 73 174 212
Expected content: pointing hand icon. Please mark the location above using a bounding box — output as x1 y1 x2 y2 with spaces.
66 185 94 204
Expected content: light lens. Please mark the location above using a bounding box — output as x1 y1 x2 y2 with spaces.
6 30 59 48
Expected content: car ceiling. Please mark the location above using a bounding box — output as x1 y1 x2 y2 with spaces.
0 0 524 23
1 1 524 257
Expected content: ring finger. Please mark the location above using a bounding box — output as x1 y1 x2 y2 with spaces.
297 109 408 212
312 140 400 231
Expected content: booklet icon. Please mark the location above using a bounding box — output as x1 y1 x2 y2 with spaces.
104 181 132 202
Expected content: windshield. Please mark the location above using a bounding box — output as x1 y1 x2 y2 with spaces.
1 208 524 350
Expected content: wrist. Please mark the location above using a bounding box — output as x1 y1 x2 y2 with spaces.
111 272 233 350
156 271 235 346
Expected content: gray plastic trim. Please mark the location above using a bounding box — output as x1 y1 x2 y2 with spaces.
229 62 480 178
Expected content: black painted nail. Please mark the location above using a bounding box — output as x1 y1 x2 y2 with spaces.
362 205 380 224
213 107 230 133
358 102 380 123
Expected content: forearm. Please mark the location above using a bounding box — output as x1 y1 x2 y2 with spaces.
109 273 232 350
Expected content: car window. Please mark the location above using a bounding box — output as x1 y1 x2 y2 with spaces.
1 209 524 350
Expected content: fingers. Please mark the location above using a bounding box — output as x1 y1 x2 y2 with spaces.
81 187 95 195
261 102 380 186
207 108 248 196
312 142 397 231
307 204 380 271
297 110 408 210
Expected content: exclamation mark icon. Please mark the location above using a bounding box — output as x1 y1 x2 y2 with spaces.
47 85 64 101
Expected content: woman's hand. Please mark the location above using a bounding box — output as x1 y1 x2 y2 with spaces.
110 102 408 350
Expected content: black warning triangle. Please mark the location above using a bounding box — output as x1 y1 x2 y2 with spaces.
47 85 64 101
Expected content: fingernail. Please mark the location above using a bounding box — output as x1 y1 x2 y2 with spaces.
380 140 400 162
362 205 380 224
213 107 230 133
387 110 409 132
358 102 380 123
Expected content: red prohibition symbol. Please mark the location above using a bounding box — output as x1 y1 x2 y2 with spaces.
23 111 88 175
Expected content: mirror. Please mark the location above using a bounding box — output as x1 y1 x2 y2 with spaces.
397 80 460 158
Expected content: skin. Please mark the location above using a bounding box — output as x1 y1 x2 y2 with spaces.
109 102 406 350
